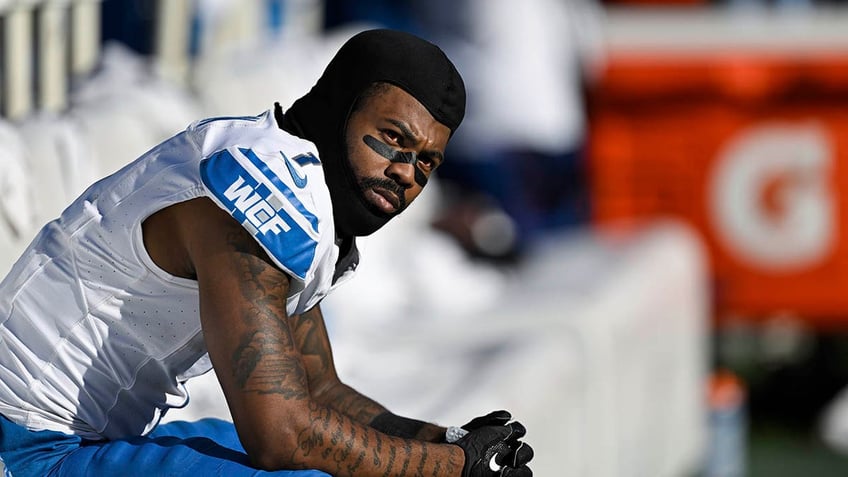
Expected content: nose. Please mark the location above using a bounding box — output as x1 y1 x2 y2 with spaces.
385 161 416 189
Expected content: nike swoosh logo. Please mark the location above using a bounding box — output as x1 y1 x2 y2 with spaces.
281 151 308 188
489 454 502 472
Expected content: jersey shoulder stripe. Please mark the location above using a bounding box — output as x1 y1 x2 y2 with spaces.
199 147 319 281
238 147 319 233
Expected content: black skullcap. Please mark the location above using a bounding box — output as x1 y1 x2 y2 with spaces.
301 28 465 133
280 29 466 237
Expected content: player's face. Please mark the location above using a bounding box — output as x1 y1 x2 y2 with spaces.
344 84 450 216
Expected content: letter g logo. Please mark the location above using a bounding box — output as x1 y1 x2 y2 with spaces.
708 121 836 271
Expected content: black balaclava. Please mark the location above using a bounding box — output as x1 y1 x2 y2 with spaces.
278 29 466 238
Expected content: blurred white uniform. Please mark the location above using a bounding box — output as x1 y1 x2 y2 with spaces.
0 109 354 440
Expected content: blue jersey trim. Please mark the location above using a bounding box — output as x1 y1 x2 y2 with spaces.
292 152 320 166
193 114 263 129
199 149 318 281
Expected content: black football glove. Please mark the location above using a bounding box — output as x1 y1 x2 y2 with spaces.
461 410 513 431
453 410 533 470
455 421 534 477
446 410 513 443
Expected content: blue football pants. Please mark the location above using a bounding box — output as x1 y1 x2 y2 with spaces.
0 415 330 477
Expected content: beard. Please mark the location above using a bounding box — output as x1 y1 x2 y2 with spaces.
323 145 402 237
357 176 408 215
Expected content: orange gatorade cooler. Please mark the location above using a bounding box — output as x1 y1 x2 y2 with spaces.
589 9 848 327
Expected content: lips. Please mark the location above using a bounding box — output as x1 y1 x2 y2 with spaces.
365 186 400 214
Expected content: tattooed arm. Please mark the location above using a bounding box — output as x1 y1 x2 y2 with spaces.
292 305 448 443
173 198 464 476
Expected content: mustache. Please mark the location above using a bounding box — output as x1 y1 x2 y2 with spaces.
358 176 407 213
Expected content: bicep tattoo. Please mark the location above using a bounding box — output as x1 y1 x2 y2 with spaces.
224 227 309 399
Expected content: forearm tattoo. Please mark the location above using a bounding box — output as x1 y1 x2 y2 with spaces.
289 402 463 477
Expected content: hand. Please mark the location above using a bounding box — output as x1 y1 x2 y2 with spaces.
446 410 512 443
461 410 513 431
455 421 534 477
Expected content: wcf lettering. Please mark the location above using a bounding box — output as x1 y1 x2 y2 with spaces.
223 176 291 235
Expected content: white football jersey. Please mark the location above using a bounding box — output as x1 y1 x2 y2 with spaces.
0 109 356 440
